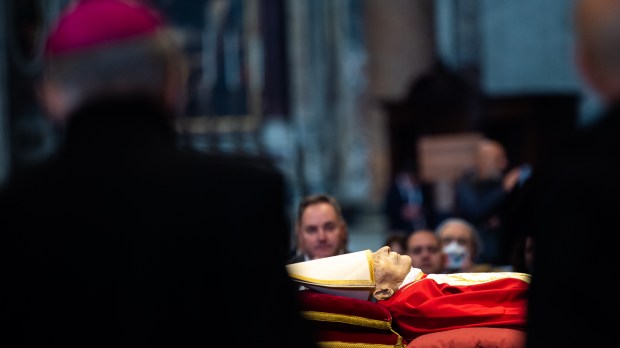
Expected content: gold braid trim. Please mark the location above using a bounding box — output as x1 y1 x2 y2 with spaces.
426 271 531 286
317 339 406 348
304 303 407 348
366 250 376 283
291 250 377 288
302 311 392 330
293 278 375 287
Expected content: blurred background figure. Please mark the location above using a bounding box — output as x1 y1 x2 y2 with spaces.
0 0 590 265
382 161 435 236
453 138 525 266
383 233 407 254
288 193 350 263
524 0 620 346
405 229 445 274
510 232 534 274
434 217 495 273
0 0 316 346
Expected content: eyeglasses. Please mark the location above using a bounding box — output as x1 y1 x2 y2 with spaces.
408 246 439 255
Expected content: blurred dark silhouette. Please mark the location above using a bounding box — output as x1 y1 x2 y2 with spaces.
382 161 436 235
452 138 527 266
509 232 534 274
382 60 480 177
523 0 620 346
0 1 316 346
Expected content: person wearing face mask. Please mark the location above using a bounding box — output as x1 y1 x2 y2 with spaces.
286 246 530 343
434 217 483 272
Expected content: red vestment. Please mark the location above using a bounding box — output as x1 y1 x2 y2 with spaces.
377 275 529 342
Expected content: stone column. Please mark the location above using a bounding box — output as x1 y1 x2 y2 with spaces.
363 0 435 203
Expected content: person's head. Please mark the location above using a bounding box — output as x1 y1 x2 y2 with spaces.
295 193 348 260
406 229 446 274
475 139 508 180
40 0 189 124
524 234 534 272
511 232 535 274
574 0 620 104
435 218 482 271
371 246 412 300
384 233 406 254
394 161 419 187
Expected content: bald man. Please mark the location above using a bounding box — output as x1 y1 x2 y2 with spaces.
523 0 620 346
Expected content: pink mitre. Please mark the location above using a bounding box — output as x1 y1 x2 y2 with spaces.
45 0 165 57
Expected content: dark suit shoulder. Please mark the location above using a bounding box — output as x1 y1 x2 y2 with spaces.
287 254 306 264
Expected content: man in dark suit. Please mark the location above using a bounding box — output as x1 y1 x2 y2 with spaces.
382 164 436 235
523 0 620 347
0 1 315 346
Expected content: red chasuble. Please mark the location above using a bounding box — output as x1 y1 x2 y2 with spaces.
377 274 529 342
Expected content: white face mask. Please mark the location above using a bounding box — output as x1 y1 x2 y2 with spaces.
443 241 468 270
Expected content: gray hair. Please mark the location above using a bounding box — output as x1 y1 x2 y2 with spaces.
42 28 189 116
434 217 483 260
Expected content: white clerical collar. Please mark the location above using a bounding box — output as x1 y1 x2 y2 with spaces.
399 267 423 289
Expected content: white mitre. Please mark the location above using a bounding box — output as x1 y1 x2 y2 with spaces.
286 250 375 301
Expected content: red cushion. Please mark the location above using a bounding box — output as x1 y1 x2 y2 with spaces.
298 290 407 347
406 327 526 348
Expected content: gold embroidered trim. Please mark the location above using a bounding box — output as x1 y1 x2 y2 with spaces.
290 250 376 288
302 311 392 330
293 278 375 287
426 271 531 286
366 250 376 283
317 341 406 348
304 306 407 348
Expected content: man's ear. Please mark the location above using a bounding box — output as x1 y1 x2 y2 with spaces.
163 72 188 117
341 224 349 244
294 225 303 253
574 45 610 102
373 287 394 301
37 81 69 124
441 252 449 270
